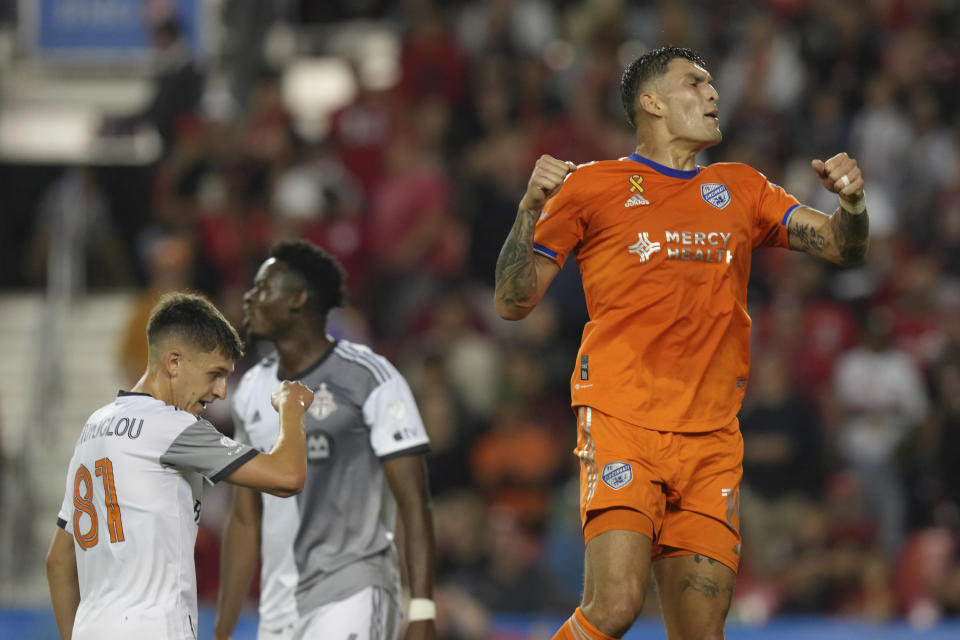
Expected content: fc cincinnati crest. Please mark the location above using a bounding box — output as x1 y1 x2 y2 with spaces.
308 382 337 420
701 183 731 210
601 462 633 490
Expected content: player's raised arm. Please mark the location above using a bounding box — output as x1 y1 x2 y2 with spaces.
224 380 313 497
787 152 870 266
493 155 574 320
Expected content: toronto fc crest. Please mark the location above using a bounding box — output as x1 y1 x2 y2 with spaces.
308 383 337 420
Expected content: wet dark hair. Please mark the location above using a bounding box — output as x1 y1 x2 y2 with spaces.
620 46 708 128
147 292 243 360
270 240 346 315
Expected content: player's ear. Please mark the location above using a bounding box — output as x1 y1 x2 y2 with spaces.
288 289 309 313
164 348 183 377
638 91 662 118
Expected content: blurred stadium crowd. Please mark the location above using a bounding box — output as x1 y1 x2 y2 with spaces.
4 0 960 636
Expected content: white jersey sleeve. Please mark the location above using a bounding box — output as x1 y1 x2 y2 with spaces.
362 366 430 459
57 466 73 527
159 419 258 484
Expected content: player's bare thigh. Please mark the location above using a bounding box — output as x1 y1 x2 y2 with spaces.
653 551 735 640
581 528 654 638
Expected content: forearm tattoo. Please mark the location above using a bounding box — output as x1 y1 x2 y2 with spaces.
790 222 827 253
494 209 538 307
831 207 870 265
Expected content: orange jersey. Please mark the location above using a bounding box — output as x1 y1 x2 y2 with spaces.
534 154 800 432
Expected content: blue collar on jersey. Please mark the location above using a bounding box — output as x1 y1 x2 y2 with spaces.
628 153 700 180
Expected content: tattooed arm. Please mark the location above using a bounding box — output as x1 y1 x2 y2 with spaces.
787 204 869 265
494 155 572 320
787 152 870 265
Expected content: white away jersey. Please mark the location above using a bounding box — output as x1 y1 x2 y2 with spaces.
56 392 257 639
232 339 430 629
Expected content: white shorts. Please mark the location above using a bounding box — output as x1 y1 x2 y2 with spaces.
293 586 399 640
257 620 296 640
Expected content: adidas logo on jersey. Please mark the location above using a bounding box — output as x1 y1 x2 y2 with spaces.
624 193 649 207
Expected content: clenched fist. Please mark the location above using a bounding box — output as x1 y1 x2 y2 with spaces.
520 154 577 213
811 152 864 204
271 380 315 415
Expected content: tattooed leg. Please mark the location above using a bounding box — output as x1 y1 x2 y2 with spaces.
653 553 736 639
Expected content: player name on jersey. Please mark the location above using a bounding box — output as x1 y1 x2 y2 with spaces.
78 415 144 444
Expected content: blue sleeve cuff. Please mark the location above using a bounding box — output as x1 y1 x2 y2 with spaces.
532 243 559 260
781 204 801 226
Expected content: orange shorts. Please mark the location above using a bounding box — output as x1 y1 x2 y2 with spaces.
575 406 743 572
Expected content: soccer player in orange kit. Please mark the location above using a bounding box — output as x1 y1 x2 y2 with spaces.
494 47 869 640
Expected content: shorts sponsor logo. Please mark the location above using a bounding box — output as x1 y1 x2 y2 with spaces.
701 183 731 210
601 461 633 490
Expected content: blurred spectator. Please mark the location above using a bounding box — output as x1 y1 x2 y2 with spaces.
456 0 558 58
833 307 930 559
272 139 368 291
741 351 825 500
220 0 280 110
470 399 564 530
894 527 956 624
23 168 133 291
930 356 960 520
366 132 466 337
900 90 959 243
717 11 804 160
100 17 204 155
327 59 399 197
885 255 950 375
753 255 860 405
541 477 586 606
445 505 573 614
116 232 197 385
848 74 909 236
432 490 494 639
405 286 502 422
397 4 469 110
406 353 479 498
